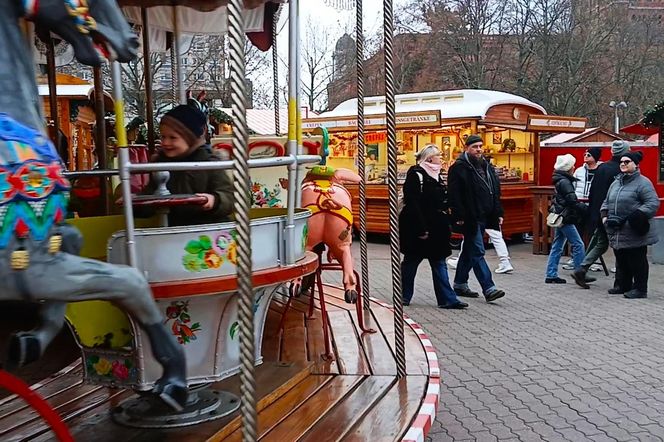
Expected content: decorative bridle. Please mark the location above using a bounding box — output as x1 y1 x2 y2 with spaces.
23 0 97 34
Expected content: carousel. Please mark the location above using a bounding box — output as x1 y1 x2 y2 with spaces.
0 1 438 441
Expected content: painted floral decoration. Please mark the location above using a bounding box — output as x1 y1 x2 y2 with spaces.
165 300 202 345
301 224 309 252
182 231 238 272
229 292 265 340
251 181 283 208
86 355 135 382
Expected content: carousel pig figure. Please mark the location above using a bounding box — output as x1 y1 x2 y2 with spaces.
0 0 187 410
301 165 362 303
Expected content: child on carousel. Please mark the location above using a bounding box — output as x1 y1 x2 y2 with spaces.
141 104 234 226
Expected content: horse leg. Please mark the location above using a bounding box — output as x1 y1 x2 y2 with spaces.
6 226 82 369
334 242 357 304
19 250 187 411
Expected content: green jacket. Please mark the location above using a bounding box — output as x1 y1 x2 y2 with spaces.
142 146 234 226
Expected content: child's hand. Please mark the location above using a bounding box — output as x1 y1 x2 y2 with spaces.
196 193 216 210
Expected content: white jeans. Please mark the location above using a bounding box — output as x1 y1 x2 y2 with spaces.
451 229 510 263
486 228 510 262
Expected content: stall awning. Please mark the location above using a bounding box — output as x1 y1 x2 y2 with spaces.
621 122 658 136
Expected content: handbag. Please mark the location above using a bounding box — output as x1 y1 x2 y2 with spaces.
546 211 564 228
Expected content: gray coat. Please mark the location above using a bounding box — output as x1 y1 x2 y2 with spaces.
601 171 660 249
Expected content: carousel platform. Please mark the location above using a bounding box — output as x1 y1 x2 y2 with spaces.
0 286 439 442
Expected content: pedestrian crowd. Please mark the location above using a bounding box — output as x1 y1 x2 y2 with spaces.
399 137 660 309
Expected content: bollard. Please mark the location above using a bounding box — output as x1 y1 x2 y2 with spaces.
652 216 664 264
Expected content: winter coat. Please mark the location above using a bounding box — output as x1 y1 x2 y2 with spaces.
447 153 503 233
573 162 601 200
600 171 660 249
551 170 587 225
141 146 234 226
399 165 452 260
587 156 621 230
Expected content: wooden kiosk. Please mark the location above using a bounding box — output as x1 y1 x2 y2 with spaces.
303 89 587 238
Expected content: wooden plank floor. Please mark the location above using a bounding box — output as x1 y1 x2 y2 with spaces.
1 285 431 442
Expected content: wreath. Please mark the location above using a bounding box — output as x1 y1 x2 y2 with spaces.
642 101 664 127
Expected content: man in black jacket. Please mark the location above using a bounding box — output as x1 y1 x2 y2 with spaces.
448 135 506 303
573 140 629 291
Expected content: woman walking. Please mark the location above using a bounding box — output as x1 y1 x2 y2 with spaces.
399 145 467 309
545 154 590 288
601 151 659 298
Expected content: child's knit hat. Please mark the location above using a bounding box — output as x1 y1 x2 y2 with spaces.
161 105 207 147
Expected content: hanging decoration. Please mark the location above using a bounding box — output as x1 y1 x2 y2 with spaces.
324 0 356 10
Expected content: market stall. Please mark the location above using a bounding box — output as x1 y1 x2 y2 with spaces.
303 89 587 238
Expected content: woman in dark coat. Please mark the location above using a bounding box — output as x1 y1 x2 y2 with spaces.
545 154 589 288
601 151 660 298
399 145 467 309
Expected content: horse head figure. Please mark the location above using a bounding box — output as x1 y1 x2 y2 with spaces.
25 0 139 66
2 0 188 412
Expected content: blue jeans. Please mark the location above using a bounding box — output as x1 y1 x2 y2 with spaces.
401 255 460 307
546 223 585 278
453 224 496 294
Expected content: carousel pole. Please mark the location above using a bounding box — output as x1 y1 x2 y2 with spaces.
172 6 186 104
272 6 281 136
355 0 370 310
284 0 300 265
111 61 138 268
294 0 303 207
227 0 256 440
383 0 406 378
141 7 155 153
45 35 60 148
93 66 109 213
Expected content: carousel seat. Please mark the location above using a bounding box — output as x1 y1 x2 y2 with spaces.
65 208 313 393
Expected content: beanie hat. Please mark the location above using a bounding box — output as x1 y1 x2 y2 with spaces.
554 153 576 171
160 104 207 148
586 147 602 162
465 134 483 146
611 140 630 157
622 151 643 165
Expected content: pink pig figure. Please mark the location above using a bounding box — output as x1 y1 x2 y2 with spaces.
301 165 362 303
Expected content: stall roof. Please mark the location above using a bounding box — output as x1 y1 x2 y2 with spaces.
319 89 547 120
37 84 93 98
220 108 291 135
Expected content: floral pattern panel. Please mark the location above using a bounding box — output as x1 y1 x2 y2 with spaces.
182 230 238 273
85 353 137 385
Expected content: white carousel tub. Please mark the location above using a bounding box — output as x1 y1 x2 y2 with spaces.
78 209 312 390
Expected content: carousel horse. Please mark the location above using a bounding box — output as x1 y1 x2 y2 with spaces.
1 0 187 410
301 165 362 303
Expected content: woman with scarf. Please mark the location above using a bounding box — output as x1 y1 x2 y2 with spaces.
601 151 659 298
399 144 467 309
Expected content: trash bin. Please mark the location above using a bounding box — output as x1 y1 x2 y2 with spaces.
652 216 664 264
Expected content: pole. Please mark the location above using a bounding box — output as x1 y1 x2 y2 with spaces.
228 0 256 439
172 6 186 104
284 0 299 266
272 6 281 136
45 36 59 147
294 0 303 207
111 61 138 268
383 0 407 379
93 66 109 214
614 108 620 134
356 0 370 309
141 7 155 154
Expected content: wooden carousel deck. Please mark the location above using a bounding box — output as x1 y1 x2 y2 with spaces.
0 286 438 442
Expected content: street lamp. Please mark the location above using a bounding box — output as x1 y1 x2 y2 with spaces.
609 100 627 133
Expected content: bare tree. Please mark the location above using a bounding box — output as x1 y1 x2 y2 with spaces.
301 19 336 111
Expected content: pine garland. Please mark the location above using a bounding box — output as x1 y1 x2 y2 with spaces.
642 101 664 127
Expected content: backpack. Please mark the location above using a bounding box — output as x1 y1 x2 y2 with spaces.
397 171 424 214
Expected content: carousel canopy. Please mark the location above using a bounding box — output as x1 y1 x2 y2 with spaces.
121 1 281 51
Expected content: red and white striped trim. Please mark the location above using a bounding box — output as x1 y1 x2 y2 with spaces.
367 296 441 442
403 379 440 442
23 0 39 18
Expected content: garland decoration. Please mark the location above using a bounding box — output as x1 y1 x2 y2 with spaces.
642 101 664 127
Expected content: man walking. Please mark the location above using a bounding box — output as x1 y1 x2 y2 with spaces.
448 134 506 303
573 140 629 290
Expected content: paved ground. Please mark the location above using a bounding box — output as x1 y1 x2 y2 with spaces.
330 239 664 442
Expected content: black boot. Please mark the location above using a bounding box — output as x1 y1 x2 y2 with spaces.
142 323 188 411
5 332 41 370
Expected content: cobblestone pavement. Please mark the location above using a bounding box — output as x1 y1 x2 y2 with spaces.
328 240 664 442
